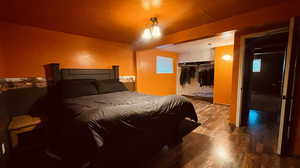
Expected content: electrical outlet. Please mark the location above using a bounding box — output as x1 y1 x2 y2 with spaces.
1 143 5 155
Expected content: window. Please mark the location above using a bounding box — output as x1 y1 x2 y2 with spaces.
156 56 174 74
252 59 261 72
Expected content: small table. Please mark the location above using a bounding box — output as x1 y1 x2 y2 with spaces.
8 115 41 148
123 82 136 91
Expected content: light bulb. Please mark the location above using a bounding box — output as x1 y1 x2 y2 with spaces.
151 25 161 38
142 28 152 40
222 54 232 61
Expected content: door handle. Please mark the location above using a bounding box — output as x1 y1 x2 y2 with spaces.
282 95 294 100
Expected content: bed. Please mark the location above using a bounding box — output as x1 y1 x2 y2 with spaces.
42 64 199 167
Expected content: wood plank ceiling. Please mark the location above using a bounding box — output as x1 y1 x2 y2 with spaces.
0 0 285 44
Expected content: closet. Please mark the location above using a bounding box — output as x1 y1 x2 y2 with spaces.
178 61 214 102
158 33 234 104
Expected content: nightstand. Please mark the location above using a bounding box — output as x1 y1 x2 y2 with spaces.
8 115 42 149
123 82 136 91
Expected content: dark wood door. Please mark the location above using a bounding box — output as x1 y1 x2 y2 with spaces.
282 17 300 155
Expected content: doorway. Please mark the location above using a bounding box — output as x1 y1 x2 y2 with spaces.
241 31 289 153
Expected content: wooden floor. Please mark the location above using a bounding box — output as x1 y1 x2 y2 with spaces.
9 99 300 168
140 99 300 168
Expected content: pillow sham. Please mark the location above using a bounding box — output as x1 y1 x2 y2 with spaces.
58 79 98 98
94 79 128 94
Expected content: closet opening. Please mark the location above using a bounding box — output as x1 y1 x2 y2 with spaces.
157 31 235 105
178 61 214 102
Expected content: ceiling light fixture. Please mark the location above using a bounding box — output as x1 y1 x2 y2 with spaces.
142 17 162 40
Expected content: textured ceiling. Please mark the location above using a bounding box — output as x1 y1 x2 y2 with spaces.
0 0 285 44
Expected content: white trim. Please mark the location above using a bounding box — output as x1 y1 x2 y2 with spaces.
277 18 295 155
176 65 180 95
236 36 246 127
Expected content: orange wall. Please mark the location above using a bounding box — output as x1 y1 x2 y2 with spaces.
214 45 233 105
0 41 5 77
136 49 177 96
0 22 135 78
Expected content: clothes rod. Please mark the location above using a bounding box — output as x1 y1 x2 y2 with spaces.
253 51 285 56
178 61 214 66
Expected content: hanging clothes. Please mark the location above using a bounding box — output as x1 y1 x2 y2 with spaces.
180 67 188 85
189 67 196 78
180 67 196 86
198 68 214 87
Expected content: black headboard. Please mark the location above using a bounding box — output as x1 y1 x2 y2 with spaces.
61 68 118 80
44 63 119 87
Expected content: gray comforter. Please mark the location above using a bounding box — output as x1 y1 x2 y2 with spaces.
48 91 197 166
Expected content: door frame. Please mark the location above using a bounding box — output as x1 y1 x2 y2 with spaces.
276 18 295 155
235 27 289 155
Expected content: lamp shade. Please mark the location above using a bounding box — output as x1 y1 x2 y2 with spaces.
151 25 161 38
142 28 152 40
